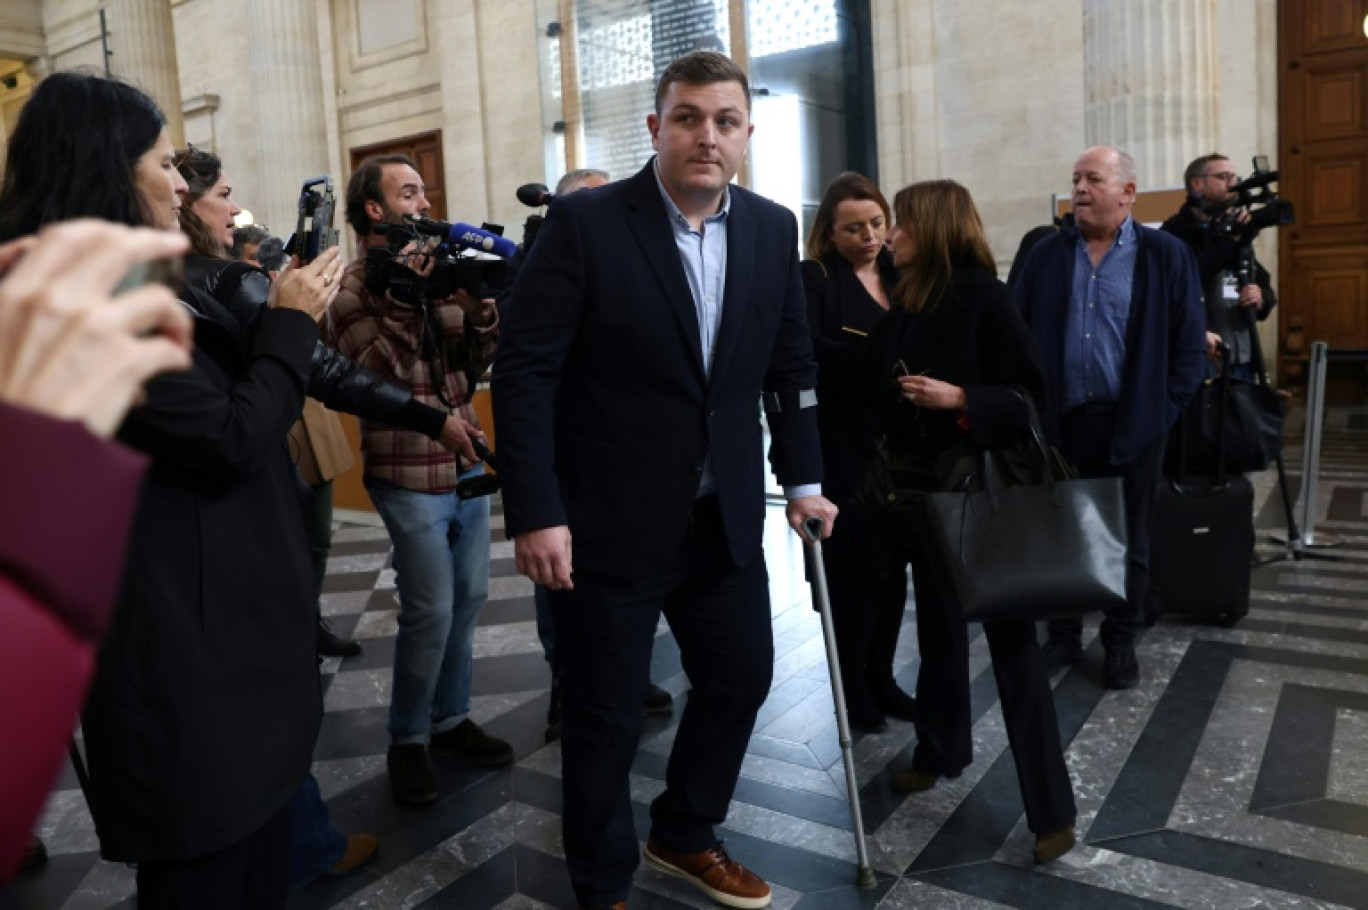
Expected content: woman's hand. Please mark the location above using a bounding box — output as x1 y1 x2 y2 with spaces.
0 220 193 437
899 374 967 411
271 246 343 322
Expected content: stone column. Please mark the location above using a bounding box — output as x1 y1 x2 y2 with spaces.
105 0 184 145
245 0 332 236
1083 0 1215 188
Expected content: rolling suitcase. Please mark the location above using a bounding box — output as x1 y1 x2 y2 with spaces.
1146 349 1255 626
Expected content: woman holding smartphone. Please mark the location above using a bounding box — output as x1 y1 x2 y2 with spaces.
832 179 1076 865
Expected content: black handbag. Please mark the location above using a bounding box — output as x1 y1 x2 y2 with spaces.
852 437 934 514
1166 370 1284 475
1166 316 1285 476
922 394 1129 623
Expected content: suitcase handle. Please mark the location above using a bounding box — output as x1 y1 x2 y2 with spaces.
1167 478 1232 497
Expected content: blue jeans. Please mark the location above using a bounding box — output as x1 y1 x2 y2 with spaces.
287 773 346 890
366 468 491 744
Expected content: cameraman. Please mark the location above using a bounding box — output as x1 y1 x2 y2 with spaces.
1161 153 1276 377
328 155 512 808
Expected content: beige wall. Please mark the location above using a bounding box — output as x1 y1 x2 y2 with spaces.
873 0 1280 287
873 0 1088 272
0 0 43 58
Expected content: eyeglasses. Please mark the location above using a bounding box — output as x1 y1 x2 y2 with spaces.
1203 171 1238 182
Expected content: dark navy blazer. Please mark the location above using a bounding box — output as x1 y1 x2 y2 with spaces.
492 161 823 576
1012 222 1207 465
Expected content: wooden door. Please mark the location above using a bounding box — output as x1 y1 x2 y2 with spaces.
333 131 446 512
1278 0 1368 395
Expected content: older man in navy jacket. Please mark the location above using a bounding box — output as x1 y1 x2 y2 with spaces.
493 52 836 910
1014 146 1205 690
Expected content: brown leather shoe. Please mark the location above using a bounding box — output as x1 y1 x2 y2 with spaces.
324 833 379 877
644 839 771 909
1033 826 1076 864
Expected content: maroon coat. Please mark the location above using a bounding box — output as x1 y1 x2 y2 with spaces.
0 403 146 882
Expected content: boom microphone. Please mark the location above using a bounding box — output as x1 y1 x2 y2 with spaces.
516 183 555 208
404 215 518 259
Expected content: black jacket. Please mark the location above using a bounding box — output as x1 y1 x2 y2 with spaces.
1159 205 1276 366
802 250 896 503
184 255 446 438
835 263 1048 481
85 285 321 862
494 161 823 575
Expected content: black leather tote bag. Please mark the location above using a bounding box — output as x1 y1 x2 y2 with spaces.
923 399 1129 623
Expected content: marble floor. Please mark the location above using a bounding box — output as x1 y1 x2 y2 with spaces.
5 407 1368 909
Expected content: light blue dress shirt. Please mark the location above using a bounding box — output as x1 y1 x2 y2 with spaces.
1062 215 1137 412
651 164 819 501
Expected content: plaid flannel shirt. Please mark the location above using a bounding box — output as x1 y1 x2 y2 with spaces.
327 250 499 493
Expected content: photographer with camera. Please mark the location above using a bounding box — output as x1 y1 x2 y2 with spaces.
1161 154 1278 377
328 155 512 807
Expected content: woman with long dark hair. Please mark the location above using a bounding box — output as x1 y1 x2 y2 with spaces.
0 71 345 907
838 179 1077 864
802 172 912 732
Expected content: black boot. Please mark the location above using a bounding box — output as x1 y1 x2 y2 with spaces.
317 617 362 658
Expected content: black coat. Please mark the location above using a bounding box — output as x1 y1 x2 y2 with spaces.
493 161 823 575
1159 205 1276 366
83 286 321 862
802 251 895 504
839 263 1048 471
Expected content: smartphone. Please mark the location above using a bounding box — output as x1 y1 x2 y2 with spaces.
286 176 339 264
114 256 186 297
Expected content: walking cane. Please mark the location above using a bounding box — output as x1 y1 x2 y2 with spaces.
801 517 878 890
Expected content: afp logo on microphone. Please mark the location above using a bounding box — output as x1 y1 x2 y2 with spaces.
458 229 497 252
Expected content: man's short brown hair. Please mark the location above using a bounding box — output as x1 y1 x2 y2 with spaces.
1184 153 1228 189
346 153 418 236
653 51 750 115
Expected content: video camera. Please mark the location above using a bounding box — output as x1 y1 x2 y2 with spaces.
363 214 515 305
1208 156 1296 241
284 176 339 264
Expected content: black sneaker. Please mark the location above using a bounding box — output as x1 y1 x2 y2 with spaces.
1104 647 1140 690
387 744 438 804
430 719 514 766
1042 639 1084 672
643 683 674 715
317 618 362 658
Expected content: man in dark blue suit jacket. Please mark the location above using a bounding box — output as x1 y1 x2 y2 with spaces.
1014 146 1205 691
492 52 836 910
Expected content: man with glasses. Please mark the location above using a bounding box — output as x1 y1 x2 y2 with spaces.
1161 153 1276 376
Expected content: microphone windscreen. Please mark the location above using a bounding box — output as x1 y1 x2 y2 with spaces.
517 183 553 207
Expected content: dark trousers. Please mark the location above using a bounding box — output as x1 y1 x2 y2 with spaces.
549 496 773 907
866 501 1076 835
287 772 346 890
136 806 290 910
303 480 335 603
1047 406 1166 652
823 504 910 717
